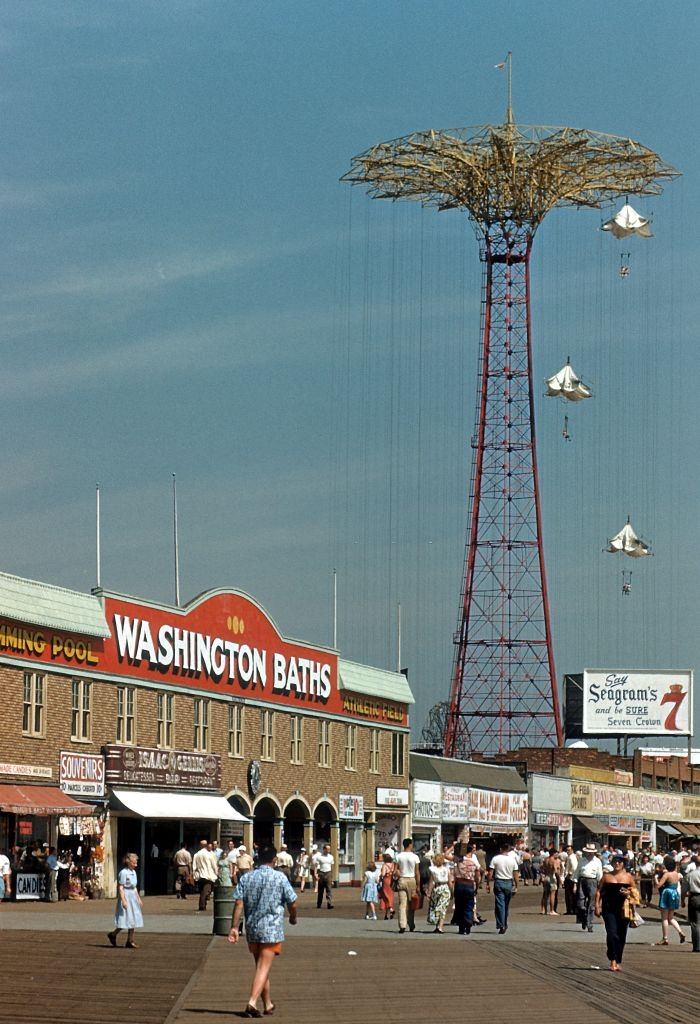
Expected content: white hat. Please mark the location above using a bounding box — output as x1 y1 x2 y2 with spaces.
311 844 318 851
238 845 247 852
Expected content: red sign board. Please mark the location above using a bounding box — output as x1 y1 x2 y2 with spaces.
0 589 408 724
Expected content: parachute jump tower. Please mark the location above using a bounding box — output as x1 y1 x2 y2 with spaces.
343 55 678 756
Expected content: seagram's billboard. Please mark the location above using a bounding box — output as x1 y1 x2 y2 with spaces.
582 669 693 737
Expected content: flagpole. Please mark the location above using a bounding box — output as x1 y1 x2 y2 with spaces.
506 51 513 124
332 568 337 648
95 483 101 589
172 473 181 608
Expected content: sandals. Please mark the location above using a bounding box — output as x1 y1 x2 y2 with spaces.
654 940 669 946
125 941 139 949
242 1008 263 1019
264 1006 276 1016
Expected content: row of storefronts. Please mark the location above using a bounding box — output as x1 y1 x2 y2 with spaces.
529 770 700 851
0 570 415 897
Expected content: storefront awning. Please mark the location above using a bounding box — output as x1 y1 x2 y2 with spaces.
111 788 250 822
674 822 700 838
657 823 681 836
574 815 609 834
0 784 94 816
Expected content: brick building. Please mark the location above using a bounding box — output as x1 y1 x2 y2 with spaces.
0 571 413 896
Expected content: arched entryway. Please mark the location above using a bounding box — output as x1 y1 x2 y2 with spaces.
313 800 336 845
283 798 310 854
226 793 251 847
253 796 280 848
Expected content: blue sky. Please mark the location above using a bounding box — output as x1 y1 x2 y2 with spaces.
2 1 698 740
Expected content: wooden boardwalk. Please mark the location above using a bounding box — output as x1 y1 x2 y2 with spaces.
173 932 700 1024
0 931 211 1024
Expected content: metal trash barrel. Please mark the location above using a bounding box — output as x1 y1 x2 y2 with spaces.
212 885 235 936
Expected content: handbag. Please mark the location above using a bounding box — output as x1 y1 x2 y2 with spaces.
390 873 400 892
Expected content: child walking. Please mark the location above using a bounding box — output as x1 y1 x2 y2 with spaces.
362 861 379 920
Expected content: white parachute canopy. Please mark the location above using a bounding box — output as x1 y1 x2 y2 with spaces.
602 203 653 239
544 362 592 402
607 520 651 558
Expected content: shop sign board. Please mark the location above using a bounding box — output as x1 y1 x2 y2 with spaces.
573 780 686 822
105 745 221 791
0 761 52 779
608 816 644 832
412 780 441 820
682 795 700 822
0 590 409 725
339 794 364 820
469 788 528 827
375 815 401 849
441 784 470 821
59 751 105 797
376 787 409 807
582 670 692 736
533 812 572 829
15 873 44 900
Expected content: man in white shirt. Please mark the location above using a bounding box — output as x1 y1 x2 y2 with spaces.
395 838 420 934
574 843 603 932
681 855 700 952
275 844 294 883
192 839 219 912
488 842 519 934
0 850 11 902
563 846 578 915
315 844 335 909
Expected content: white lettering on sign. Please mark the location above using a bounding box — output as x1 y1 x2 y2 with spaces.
113 614 331 704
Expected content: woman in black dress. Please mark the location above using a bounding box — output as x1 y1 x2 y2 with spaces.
594 854 636 972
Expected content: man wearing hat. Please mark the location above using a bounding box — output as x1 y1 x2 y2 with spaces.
575 844 603 932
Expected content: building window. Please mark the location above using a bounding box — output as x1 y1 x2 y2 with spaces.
290 715 303 764
369 728 380 774
228 703 244 757
318 719 330 767
194 698 210 752
157 693 173 748
391 732 405 776
22 672 45 737
344 724 357 771
261 709 275 761
116 686 136 744
71 679 91 740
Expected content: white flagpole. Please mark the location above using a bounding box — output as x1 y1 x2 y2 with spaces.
95 483 101 589
332 568 338 648
173 473 181 607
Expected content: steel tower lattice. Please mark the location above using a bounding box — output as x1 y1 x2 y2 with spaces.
343 57 679 756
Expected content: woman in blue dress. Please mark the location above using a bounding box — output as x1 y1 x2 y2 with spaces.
108 852 144 949
655 855 686 946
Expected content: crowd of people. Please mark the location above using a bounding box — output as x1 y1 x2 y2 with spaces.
355 837 700 969
0 841 97 901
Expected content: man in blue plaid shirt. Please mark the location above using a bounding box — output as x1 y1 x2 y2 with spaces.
228 846 297 1018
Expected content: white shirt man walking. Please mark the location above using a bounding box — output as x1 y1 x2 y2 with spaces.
575 844 603 931
315 844 335 909
488 842 519 934
395 838 420 934
192 839 219 912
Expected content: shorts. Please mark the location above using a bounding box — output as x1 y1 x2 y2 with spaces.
248 942 283 956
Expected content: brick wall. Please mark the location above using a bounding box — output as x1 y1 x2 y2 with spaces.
0 663 408 814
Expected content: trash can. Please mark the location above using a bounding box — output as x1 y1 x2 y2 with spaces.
212 885 235 936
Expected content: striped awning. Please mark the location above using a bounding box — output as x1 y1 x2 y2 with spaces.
0 784 94 816
574 815 609 834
